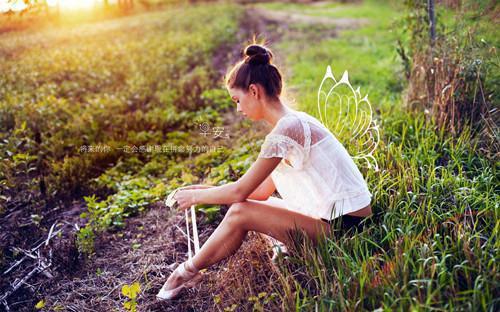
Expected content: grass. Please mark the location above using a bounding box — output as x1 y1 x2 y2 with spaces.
257 0 498 310
0 2 244 205
262 0 405 111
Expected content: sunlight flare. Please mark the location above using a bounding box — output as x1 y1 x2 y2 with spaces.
47 0 100 10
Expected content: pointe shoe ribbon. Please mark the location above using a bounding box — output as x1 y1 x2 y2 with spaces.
164 188 200 258
156 261 202 300
159 189 202 300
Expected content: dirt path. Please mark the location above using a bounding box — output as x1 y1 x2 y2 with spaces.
252 7 369 31
43 202 279 311
29 7 286 312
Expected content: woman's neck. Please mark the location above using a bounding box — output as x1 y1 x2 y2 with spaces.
262 100 294 127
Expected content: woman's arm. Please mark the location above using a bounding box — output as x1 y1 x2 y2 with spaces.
179 176 274 201
247 174 276 200
174 157 282 209
177 184 214 191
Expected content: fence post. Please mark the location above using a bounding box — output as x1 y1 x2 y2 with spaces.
428 0 436 50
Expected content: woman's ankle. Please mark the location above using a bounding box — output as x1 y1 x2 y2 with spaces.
184 258 199 274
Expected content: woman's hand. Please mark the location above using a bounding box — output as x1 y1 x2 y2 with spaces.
173 184 213 210
173 189 198 211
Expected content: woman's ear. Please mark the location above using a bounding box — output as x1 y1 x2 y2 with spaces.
249 84 259 98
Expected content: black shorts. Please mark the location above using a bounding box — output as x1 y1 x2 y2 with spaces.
320 215 369 236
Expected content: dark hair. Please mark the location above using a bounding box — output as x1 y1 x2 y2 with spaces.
225 43 283 99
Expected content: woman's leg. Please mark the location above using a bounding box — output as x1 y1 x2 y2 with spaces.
162 197 330 292
191 196 331 270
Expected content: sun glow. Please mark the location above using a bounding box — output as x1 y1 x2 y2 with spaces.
0 0 117 13
0 0 27 12
47 0 101 11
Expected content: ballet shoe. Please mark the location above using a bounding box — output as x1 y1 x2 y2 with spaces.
156 260 202 300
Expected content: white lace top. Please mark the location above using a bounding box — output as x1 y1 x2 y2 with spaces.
258 109 372 220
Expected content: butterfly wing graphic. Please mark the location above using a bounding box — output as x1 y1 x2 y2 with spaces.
317 65 380 171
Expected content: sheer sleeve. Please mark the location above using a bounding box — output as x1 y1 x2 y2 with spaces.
257 115 311 169
258 134 296 159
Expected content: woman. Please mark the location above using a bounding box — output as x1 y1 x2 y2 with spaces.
157 43 372 300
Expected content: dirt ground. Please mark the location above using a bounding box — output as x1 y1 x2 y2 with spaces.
42 202 281 311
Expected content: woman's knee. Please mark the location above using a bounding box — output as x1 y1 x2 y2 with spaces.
224 202 250 228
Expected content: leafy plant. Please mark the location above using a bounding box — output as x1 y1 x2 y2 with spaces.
121 281 141 312
75 224 95 258
247 292 277 311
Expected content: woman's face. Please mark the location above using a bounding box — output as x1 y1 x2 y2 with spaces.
227 84 263 121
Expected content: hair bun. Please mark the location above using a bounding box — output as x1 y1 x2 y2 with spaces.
244 44 273 66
